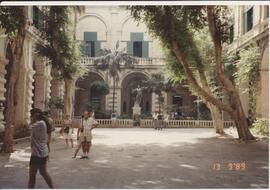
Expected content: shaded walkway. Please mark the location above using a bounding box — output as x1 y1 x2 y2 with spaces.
0 128 268 188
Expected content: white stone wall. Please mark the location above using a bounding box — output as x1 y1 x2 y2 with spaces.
76 6 165 58
230 5 269 117
76 6 167 114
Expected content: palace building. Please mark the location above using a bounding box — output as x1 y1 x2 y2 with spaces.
0 5 268 132
73 6 197 118
228 5 269 119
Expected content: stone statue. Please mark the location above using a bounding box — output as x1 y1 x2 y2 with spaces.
133 85 143 106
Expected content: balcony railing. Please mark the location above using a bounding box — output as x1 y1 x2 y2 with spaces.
53 118 235 128
80 57 165 66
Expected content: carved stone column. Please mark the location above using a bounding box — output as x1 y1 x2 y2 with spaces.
0 56 8 132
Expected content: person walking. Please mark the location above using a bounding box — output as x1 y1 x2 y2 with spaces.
28 108 54 189
61 114 74 148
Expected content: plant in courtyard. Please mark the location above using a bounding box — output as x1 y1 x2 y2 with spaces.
94 41 137 112
90 81 110 96
165 26 226 134
37 6 88 116
252 118 269 137
0 7 27 152
234 44 260 118
129 6 255 140
47 97 64 110
143 73 173 114
89 81 109 112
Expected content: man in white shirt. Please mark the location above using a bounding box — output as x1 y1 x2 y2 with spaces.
76 111 98 159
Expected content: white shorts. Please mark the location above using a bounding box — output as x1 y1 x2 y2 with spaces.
79 134 93 143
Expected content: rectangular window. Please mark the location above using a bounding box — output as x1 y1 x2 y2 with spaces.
243 7 253 33
172 96 183 106
32 6 44 30
85 41 95 57
83 32 100 57
133 41 142 57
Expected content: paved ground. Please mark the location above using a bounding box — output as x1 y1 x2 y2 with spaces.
0 128 268 189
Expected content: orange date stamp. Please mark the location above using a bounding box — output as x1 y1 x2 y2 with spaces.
212 162 246 171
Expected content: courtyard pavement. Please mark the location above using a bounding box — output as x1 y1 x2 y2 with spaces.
0 128 269 189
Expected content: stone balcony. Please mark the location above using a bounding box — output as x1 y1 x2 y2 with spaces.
80 57 165 66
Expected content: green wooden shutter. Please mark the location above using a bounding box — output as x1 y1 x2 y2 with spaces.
95 41 101 57
142 41 149 58
84 32 97 41
130 32 144 41
127 41 133 55
80 42 86 56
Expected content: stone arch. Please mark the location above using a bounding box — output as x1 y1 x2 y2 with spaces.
74 71 107 117
120 71 152 116
120 70 151 85
120 16 133 30
257 43 269 118
78 13 108 30
77 13 108 41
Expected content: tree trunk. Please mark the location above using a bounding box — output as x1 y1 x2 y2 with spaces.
206 6 255 141
230 97 255 140
207 103 224 134
63 78 73 116
112 76 115 113
164 7 254 141
1 36 26 153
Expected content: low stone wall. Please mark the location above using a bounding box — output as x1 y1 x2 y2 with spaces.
53 118 235 128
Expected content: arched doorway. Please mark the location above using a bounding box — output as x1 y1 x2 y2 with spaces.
121 72 152 117
74 72 107 117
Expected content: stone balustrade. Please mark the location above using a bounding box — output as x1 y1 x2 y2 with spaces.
53 118 235 128
80 57 165 66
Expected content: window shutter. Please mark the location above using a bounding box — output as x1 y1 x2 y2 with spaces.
127 41 133 55
84 32 97 41
130 32 144 41
95 41 101 57
142 41 149 58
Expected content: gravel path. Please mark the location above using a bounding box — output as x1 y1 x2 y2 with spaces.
0 128 268 188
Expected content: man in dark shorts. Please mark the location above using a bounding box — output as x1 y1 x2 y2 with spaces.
28 108 54 188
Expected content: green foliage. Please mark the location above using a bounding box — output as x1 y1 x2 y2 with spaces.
0 7 25 39
118 113 131 119
143 73 173 96
253 118 269 137
234 44 260 112
47 97 64 110
36 6 86 80
90 81 110 96
94 41 137 81
142 73 173 113
234 44 260 92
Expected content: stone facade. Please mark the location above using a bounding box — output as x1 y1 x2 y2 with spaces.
0 6 53 131
0 5 268 133
74 6 197 117
228 5 269 118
